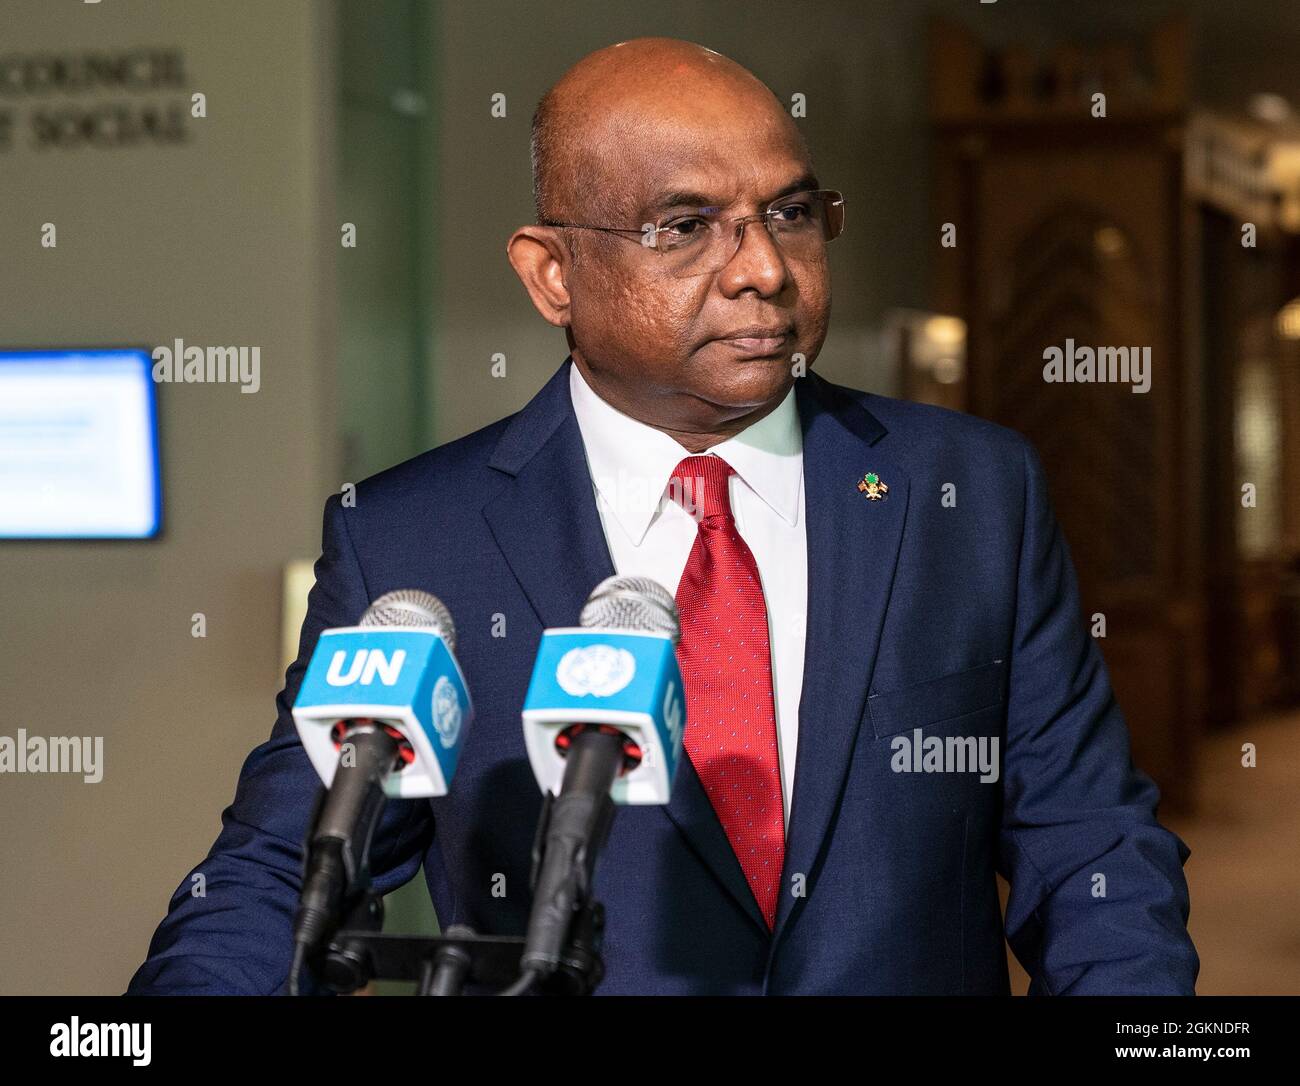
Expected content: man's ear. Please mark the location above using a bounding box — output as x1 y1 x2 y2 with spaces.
507 226 573 327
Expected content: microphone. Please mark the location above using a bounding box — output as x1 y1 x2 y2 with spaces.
517 574 685 984
288 589 472 988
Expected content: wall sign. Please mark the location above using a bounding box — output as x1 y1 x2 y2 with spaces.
0 48 192 152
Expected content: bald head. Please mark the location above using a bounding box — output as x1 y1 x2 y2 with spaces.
530 38 805 225
509 37 833 448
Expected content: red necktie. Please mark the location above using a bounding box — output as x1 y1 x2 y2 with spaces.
668 454 785 930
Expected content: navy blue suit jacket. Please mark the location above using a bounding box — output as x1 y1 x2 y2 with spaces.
128 359 1198 995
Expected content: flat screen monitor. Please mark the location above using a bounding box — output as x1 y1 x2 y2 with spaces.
0 348 162 539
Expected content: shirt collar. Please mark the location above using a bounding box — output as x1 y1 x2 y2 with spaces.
569 361 803 546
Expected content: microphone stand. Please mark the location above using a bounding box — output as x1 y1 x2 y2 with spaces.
305 889 605 996
295 734 618 996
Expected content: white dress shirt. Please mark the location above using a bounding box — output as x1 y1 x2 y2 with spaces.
568 362 808 827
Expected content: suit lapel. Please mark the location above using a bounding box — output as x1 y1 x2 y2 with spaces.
482 361 614 630
771 373 910 947
482 358 772 934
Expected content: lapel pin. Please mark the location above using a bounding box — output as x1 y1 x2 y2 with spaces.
857 471 889 500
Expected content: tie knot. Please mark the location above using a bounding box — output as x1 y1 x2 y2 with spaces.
668 454 735 522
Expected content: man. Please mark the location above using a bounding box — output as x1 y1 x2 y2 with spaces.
129 38 1198 995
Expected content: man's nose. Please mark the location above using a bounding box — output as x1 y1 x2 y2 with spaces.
716 218 788 297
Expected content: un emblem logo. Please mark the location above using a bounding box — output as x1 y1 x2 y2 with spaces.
556 644 637 698
431 675 462 748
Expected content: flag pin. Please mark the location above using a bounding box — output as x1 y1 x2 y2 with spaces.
857 471 888 500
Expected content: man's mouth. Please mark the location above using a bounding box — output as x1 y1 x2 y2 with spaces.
712 325 792 358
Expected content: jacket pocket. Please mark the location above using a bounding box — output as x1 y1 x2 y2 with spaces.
867 659 1005 739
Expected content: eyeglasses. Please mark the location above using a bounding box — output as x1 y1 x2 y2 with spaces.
543 189 845 279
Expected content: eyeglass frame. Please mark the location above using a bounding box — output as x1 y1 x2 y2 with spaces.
540 189 845 270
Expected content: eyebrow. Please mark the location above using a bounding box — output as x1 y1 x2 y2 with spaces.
643 173 821 217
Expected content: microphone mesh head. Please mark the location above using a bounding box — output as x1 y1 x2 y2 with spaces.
359 589 457 652
578 574 680 643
